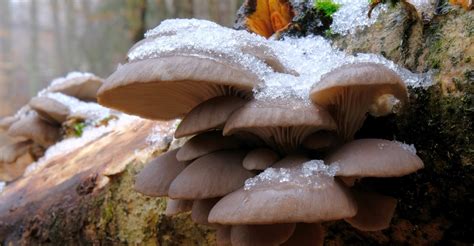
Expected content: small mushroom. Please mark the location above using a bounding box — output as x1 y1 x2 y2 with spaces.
164 198 193 216
270 154 309 168
0 141 32 163
0 116 17 131
98 55 261 120
310 63 407 140
344 190 397 231
1 152 34 182
242 148 280 171
281 223 324 246
134 149 189 197
191 198 221 226
326 139 424 185
208 160 356 224
8 113 60 148
175 96 247 138
230 223 296 246
29 97 70 124
169 150 254 199
48 74 103 102
224 99 336 153
176 131 242 161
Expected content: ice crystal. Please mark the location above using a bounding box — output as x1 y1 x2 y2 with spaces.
331 0 387 35
49 71 95 88
244 160 339 191
145 120 179 151
394 140 417 155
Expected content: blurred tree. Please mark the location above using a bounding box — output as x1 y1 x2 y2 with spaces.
126 0 148 43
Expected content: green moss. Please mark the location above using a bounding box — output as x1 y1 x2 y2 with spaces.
314 0 341 17
73 122 86 137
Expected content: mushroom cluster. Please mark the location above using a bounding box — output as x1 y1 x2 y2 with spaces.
0 72 104 182
98 19 424 245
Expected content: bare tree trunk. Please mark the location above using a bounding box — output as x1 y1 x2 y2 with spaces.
28 0 39 96
164 0 176 17
176 0 193 18
50 0 66 73
0 0 12 115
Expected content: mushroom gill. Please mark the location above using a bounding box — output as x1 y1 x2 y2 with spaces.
98 55 261 121
176 131 242 161
224 98 336 153
310 63 408 141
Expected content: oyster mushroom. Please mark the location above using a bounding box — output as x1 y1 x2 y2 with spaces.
48 73 103 102
242 148 280 171
8 113 60 148
98 54 262 120
301 130 338 151
134 149 189 197
191 198 221 226
310 63 408 141
0 152 34 182
0 116 17 131
208 159 356 224
230 223 296 246
176 131 242 161
29 97 70 124
0 141 32 164
224 99 336 153
175 96 247 138
326 139 424 186
169 150 254 199
344 189 398 231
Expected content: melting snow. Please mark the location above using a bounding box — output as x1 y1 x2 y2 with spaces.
394 140 417 155
145 120 179 151
129 19 432 105
0 181 5 194
244 160 339 191
331 0 387 35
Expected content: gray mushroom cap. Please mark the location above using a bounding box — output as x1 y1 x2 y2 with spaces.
134 149 189 197
0 116 17 131
176 131 241 162
169 150 254 199
242 148 280 171
175 96 247 138
344 190 397 231
0 141 32 163
98 55 261 120
310 63 407 140
230 223 296 246
48 74 103 102
29 97 70 124
326 139 424 179
208 160 357 225
7 113 60 148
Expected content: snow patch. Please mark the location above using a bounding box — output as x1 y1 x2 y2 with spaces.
331 0 387 35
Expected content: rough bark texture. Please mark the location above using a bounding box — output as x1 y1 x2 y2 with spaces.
0 3 472 245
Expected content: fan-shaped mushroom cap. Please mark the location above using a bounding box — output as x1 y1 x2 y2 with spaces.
231 223 296 246
134 149 189 197
242 148 280 171
345 190 397 231
29 97 70 124
270 154 310 168
48 74 103 102
301 131 338 150
209 160 356 224
7 114 60 148
176 131 241 161
281 223 324 246
175 96 247 138
224 99 336 153
0 116 17 131
0 141 32 163
326 139 424 179
169 150 254 199
98 55 261 120
310 63 407 140
1 152 34 182
164 198 193 216
191 198 220 226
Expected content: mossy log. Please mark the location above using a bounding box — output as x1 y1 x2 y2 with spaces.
0 3 472 245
